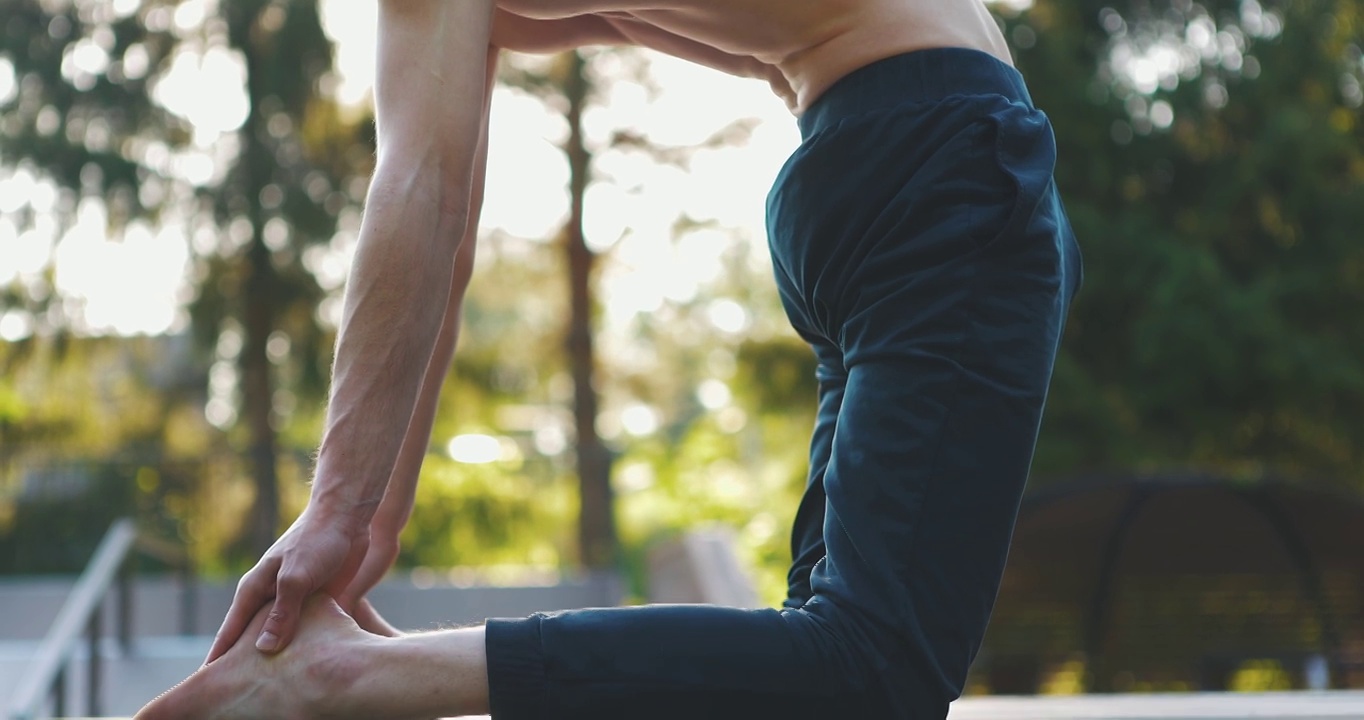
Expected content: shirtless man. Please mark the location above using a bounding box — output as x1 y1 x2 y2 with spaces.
137 0 1081 717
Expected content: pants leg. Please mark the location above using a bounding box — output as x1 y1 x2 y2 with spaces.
485 48 1082 720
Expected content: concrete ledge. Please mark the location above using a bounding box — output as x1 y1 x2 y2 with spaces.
945 691 1364 719
0 571 624 642
450 693 1364 720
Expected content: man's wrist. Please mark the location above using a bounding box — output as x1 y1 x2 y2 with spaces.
306 489 381 535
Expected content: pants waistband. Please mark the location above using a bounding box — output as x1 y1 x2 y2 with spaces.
798 47 1034 140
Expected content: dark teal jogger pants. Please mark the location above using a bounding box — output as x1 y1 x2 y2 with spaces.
486 47 1083 720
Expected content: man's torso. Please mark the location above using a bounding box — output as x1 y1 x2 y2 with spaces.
495 0 1013 113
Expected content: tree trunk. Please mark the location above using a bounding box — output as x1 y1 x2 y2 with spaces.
562 51 617 570
241 236 281 557
235 0 282 557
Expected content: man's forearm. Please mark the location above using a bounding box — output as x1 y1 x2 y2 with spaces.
367 46 498 547
310 0 496 525
366 188 477 536
312 186 466 522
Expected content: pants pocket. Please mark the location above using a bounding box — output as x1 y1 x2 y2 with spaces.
975 104 1058 254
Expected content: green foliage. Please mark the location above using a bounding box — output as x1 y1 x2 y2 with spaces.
0 461 136 574
1229 659 1295 691
0 335 210 573
399 454 574 569
615 410 811 605
971 0 1364 690
1008 0 1364 485
0 0 183 220
592 232 816 603
0 0 376 560
390 233 573 570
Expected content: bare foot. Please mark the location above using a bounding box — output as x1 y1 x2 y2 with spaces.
135 595 389 720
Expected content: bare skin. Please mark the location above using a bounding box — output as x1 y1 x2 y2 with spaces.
161 0 1017 718
495 0 1012 112
137 596 491 719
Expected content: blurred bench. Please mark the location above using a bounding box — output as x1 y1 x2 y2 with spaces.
647 527 761 608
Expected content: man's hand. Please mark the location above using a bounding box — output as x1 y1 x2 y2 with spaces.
334 528 399 613
351 596 403 637
206 0 498 665
205 507 370 663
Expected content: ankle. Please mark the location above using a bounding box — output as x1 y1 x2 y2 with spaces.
376 628 490 718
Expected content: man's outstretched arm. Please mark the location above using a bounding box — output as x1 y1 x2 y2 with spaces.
336 45 499 614
335 9 652 611
207 0 496 662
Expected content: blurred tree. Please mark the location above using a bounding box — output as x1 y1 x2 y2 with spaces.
495 48 770 572
562 50 619 570
0 334 211 573
0 0 217 566
393 230 578 570
0 0 374 560
0 0 183 330
999 0 1364 487
972 0 1364 694
494 50 619 570
208 0 374 558
608 238 818 603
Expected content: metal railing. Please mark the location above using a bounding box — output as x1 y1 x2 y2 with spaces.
6 518 197 720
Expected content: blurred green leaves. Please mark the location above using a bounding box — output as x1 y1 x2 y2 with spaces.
1018 0 1364 484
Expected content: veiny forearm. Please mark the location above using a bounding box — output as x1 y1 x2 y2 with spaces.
368 203 476 537
368 46 498 543
313 181 466 523
309 0 495 527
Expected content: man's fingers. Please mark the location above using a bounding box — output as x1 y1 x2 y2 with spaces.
334 582 366 617
352 598 402 637
204 563 277 665
255 564 314 653
334 545 387 614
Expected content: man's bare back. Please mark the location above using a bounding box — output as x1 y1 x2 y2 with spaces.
494 0 1013 112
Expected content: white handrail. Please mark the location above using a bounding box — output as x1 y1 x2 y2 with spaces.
7 519 137 720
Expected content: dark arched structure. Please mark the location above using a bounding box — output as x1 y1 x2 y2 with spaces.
974 474 1364 693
